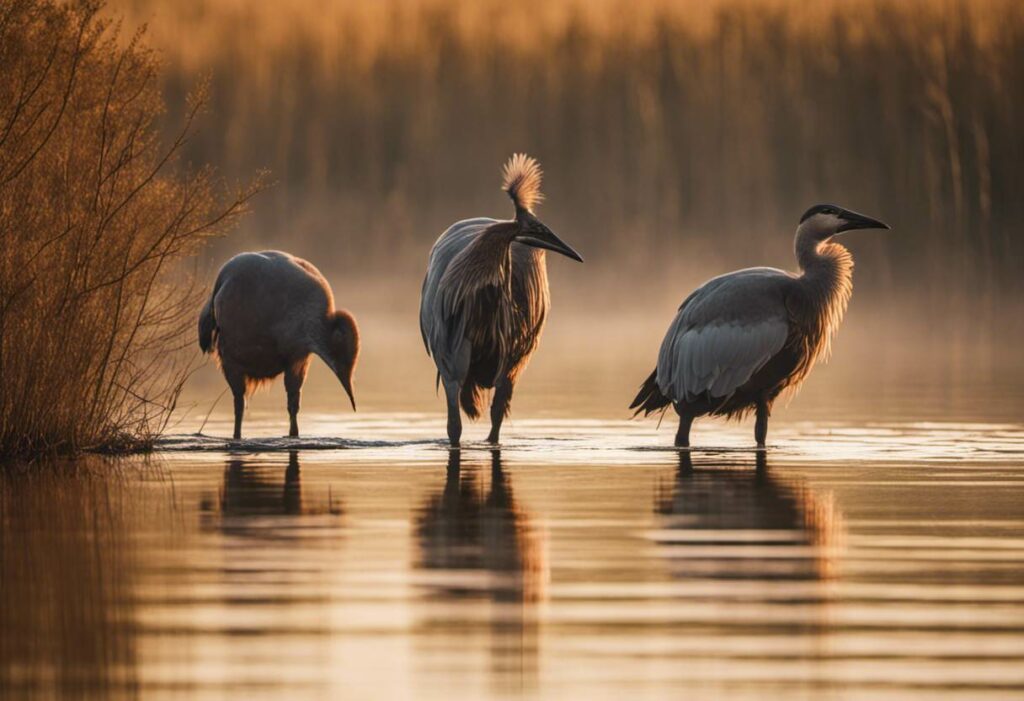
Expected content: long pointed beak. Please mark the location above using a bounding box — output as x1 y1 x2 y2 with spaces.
520 230 584 262
838 210 890 233
340 375 356 411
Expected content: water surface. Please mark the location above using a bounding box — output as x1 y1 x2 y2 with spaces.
2 416 1023 700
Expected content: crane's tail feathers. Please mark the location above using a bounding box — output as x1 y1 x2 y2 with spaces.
460 382 484 419
198 298 217 354
199 270 228 355
502 153 544 214
629 369 672 416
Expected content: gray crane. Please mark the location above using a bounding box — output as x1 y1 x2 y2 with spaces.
420 154 583 446
630 204 889 448
198 251 358 440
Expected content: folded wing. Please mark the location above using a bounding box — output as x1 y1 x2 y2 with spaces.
419 218 498 382
656 268 794 403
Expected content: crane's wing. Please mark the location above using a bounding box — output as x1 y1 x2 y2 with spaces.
656 268 795 402
419 218 499 382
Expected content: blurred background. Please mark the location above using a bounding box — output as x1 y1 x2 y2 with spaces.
109 0 1024 423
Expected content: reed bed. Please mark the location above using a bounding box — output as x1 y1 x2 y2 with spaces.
115 0 1024 337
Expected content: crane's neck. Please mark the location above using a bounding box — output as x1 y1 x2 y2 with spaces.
308 312 338 373
794 227 854 359
796 226 853 284
311 309 358 385
446 221 519 299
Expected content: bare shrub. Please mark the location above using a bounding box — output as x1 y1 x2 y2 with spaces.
0 0 258 457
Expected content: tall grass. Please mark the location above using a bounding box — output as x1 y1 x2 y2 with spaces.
0 0 258 457
120 0 1024 340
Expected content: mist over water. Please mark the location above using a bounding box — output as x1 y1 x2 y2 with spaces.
174 307 1024 437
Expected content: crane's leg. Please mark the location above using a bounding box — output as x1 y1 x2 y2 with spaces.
224 367 247 441
486 377 513 444
673 404 695 448
442 378 462 447
754 400 769 448
284 359 309 438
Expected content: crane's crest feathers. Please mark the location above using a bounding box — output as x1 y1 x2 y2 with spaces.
502 153 544 214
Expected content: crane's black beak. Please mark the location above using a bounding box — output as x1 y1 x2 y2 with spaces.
340 374 356 411
517 228 584 262
837 209 890 233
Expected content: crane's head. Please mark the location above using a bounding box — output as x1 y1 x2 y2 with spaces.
501 153 584 262
328 310 359 411
514 212 584 263
798 204 890 240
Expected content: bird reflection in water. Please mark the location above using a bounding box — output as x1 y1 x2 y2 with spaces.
655 452 842 581
415 449 546 693
200 450 342 539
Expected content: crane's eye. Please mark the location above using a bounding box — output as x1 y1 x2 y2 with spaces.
821 207 834 215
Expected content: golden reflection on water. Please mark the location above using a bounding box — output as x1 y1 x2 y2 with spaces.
416 450 547 603
0 461 143 699
1 433 1023 699
415 450 546 696
655 452 844 582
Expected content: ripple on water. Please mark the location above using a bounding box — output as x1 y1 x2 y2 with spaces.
156 413 1024 465
4 429 1024 701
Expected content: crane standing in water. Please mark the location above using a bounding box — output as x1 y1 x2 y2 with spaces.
420 154 583 446
630 205 890 448
198 251 359 440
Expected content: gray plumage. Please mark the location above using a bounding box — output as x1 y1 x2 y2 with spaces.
420 218 549 384
631 205 890 448
420 154 583 446
198 251 359 440
656 269 792 401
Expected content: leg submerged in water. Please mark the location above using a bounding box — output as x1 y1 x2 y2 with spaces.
674 405 695 448
443 378 462 447
754 399 769 448
224 367 247 441
284 360 308 438
486 377 513 444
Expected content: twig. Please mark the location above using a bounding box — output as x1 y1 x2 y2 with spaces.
196 387 227 436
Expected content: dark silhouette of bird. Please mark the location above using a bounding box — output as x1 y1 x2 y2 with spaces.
416 449 544 602
631 204 889 448
198 251 358 440
420 154 583 446
415 449 544 684
654 451 840 581
217 451 304 522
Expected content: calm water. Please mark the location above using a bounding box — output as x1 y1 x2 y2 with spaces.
2 414 1023 700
